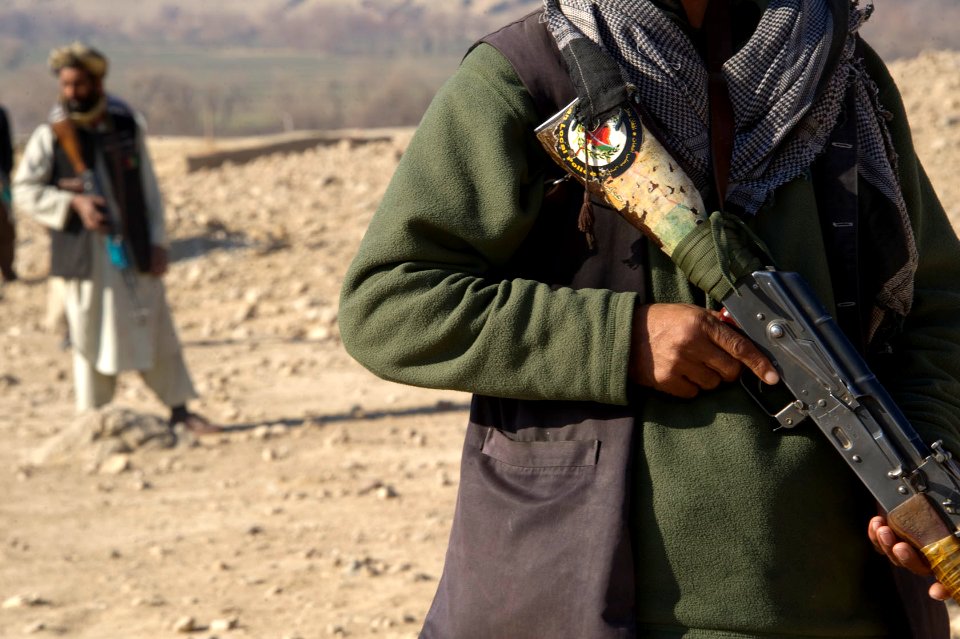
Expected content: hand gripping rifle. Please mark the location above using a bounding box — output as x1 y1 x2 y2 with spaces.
50 111 147 323
537 96 960 601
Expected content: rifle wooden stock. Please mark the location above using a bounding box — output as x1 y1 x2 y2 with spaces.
49 118 89 175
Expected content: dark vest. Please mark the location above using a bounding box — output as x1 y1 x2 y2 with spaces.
418 11 947 639
420 14 659 639
48 102 152 279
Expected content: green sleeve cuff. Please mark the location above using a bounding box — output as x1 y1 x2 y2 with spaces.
604 292 639 405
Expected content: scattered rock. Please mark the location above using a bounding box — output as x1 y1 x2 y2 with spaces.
307 326 331 341
324 429 350 447
210 617 239 631
99 453 131 475
376 485 399 500
264 585 283 597
149 545 171 559
0 373 21 387
2 594 49 609
172 616 197 633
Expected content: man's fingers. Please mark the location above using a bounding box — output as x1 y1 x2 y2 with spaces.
930 582 951 601
890 541 932 575
658 376 700 399
685 362 728 391
867 515 887 555
631 304 781 397
875 524 934 576
86 212 108 231
869 517 949 600
867 516 884 553
710 320 779 385
700 348 743 383
876 525 906 567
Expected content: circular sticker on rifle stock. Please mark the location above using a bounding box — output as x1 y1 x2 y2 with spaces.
556 105 640 179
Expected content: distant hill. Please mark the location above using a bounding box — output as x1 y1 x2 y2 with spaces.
0 1 953 139
1 1 951 68
5 0 539 22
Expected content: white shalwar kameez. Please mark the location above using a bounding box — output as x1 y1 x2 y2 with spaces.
14 119 197 412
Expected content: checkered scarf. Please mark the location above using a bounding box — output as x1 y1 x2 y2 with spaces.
543 0 916 319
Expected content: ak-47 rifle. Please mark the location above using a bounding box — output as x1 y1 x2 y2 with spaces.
50 110 146 323
536 96 960 601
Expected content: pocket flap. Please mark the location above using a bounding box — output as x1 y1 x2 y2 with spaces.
481 428 599 468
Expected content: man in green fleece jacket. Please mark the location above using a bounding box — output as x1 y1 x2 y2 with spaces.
339 0 960 637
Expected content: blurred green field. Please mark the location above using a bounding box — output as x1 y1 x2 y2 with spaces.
0 0 954 140
1 43 460 139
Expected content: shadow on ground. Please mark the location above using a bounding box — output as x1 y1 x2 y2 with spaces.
219 401 471 434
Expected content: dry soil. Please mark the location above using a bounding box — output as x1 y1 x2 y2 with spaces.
1 50 959 639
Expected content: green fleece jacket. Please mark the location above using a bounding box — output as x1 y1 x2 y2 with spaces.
339 42 960 638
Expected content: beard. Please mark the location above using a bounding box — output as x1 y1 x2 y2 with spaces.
64 93 102 115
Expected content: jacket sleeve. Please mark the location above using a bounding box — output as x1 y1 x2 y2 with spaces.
864 45 960 452
12 124 74 230
339 44 637 405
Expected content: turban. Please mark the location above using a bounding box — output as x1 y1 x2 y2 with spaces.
48 42 108 79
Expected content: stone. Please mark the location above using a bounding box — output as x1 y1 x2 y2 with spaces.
99 453 131 475
209 617 238 631
172 616 197 632
376 485 399 500
2 594 48 608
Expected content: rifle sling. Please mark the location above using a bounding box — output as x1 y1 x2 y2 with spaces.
704 0 734 212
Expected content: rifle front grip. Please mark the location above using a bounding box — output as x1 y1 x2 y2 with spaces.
888 493 960 603
921 535 960 603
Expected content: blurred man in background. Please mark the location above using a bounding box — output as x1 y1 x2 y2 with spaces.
13 42 217 435
0 102 15 283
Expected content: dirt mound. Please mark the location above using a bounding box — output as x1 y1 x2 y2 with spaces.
888 50 960 226
28 407 175 470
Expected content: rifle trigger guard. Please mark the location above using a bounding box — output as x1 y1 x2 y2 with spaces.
738 372 809 430
774 400 808 430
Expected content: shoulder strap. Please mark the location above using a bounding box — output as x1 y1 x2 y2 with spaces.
554 34 629 129
482 10 626 128
704 0 735 211
705 0 847 211
475 10 576 120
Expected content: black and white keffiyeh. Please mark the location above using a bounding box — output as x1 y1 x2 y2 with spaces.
543 0 916 319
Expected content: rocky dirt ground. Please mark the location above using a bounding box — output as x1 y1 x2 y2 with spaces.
1 50 959 639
